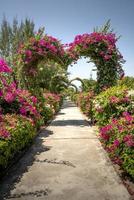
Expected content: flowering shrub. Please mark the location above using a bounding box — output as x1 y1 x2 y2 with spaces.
17 34 66 66
93 85 133 126
0 59 63 172
0 114 36 169
76 92 94 120
0 59 62 123
0 59 12 73
99 113 134 178
43 92 62 113
0 59 42 125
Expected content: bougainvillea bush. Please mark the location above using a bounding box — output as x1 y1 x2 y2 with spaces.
0 59 62 171
0 60 41 126
74 85 134 178
0 59 39 170
0 114 36 169
76 92 94 120
99 112 134 178
93 85 133 126
43 92 62 113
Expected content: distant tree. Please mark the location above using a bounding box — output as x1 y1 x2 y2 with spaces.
28 59 69 94
0 16 44 65
94 19 121 39
94 19 113 33
80 78 97 92
0 16 11 60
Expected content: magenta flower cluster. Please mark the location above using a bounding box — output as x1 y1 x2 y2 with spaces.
0 59 12 73
99 112 134 170
67 32 121 62
0 59 41 139
18 34 65 66
0 127 10 139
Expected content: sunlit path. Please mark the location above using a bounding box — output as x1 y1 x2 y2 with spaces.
0 100 130 200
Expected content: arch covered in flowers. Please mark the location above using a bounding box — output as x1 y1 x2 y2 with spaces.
15 33 68 90
16 31 124 92
66 32 125 92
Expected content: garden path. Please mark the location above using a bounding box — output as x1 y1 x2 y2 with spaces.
0 100 130 200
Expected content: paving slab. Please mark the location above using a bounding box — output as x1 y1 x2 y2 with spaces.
0 100 130 200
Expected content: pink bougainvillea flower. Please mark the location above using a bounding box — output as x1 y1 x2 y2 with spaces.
123 134 134 147
104 55 111 61
111 118 118 125
122 112 133 123
99 131 110 141
20 107 27 115
30 96 37 104
25 50 32 58
109 96 120 104
0 128 10 139
0 89 3 97
0 114 3 122
0 59 12 73
117 125 124 132
113 139 120 147
122 111 129 117
4 92 15 103
99 124 113 141
39 39 46 46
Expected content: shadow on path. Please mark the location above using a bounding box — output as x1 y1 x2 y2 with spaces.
61 100 76 109
0 129 53 200
51 119 89 127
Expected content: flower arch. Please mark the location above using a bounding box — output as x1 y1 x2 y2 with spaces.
66 32 125 92
69 77 85 89
16 31 124 93
15 33 68 90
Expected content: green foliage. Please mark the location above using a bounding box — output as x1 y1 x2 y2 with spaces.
93 85 133 126
94 19 114 33
80 78 97 92
30 59 69 94
118 76 134 89
40 105 53 124
0 16 11 59
0 16 40 66
0 115 36 169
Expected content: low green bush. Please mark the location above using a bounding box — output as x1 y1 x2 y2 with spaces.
118 76 134 90
0 114 36 170
77 92 94 119
40 105 53 124
93 85 133 126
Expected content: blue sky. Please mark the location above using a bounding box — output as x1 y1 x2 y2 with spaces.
0 0 134 85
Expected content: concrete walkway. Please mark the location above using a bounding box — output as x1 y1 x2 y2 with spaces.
0 100 130 200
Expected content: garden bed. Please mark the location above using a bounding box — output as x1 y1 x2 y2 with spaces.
73 85 134 197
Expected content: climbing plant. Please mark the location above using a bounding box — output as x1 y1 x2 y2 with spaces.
15 26 124 94
66 32 125 92
15 32 68 93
